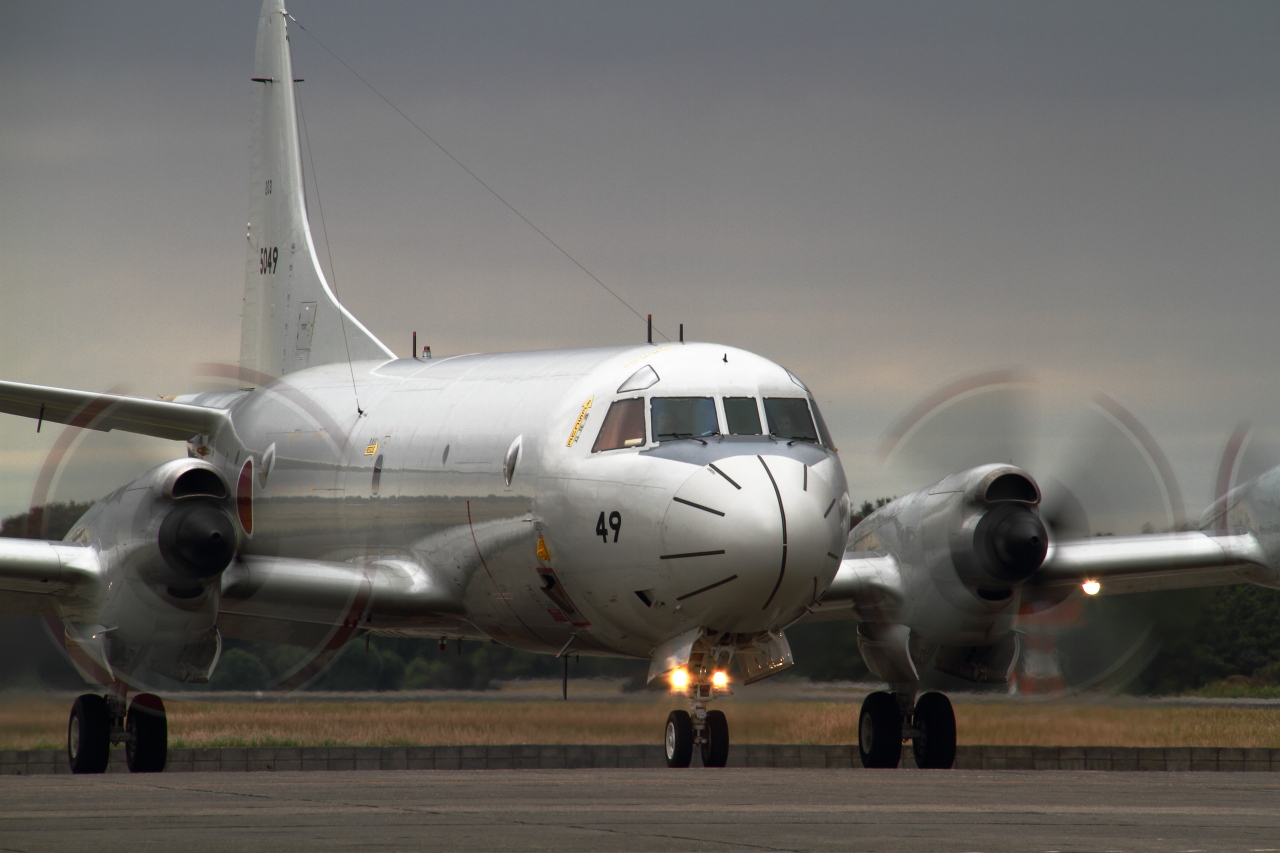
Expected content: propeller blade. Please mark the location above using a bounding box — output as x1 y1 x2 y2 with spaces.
876 372 1182 697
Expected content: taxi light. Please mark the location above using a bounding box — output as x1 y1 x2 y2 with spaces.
670 668 690 689
1082 580 1101 596
712 671 728 688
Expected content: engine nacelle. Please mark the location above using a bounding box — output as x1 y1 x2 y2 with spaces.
849 464 1048 647
949 469 1047 597
71 459 237 599
62 458 238 682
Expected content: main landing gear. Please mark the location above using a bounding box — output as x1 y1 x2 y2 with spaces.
858 689 956 769
68 690 168 774
664 667 731 768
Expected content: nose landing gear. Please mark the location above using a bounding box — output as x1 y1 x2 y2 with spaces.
857 689 956 769
664 667 732 768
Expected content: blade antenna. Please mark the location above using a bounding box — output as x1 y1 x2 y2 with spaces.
296 84 364 416
286 14 668 343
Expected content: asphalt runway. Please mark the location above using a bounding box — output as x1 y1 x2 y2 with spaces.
2 768 1278 853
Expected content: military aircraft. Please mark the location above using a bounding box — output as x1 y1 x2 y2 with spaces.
1 0 1277 775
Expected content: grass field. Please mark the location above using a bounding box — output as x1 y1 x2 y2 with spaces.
4 693 1280 751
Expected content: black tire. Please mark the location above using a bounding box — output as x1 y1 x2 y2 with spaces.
700 710 729 768
858 690 902 769
664 710 693 768
68 694 111 774
911 691 956 769
125 693 168 773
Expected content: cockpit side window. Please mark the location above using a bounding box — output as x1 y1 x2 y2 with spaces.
808 396 836 450
764 397 819 443
651 397 719 441
592 398 646 452
723 397 763 435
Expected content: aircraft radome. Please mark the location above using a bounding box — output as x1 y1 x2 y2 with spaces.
2 0 1279 774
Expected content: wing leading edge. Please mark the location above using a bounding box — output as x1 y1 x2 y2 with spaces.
1031 530 1276 596
814 530 1277 619
0 380 230 442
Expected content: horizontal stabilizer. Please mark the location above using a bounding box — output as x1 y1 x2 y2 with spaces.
0 380 230 441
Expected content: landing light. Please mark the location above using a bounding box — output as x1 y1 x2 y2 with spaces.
712 671 728 688
1082 580 1101 596
670 668 690 689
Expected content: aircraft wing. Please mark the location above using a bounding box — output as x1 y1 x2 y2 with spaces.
808 551 903 621
0 380 230 441
216 555 469 644
812 530 1275 620
0 538 103 617
0 537 465 628
1029 530 1275 596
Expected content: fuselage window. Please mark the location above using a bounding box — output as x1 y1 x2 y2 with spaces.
723 397 763 435
764 397 819 443
651 397 719 441
592 398 647 452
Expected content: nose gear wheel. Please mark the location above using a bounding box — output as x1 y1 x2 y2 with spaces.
700 709 729 767
664 710 693 768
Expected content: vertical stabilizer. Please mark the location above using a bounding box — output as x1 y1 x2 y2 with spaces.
240 0 394 380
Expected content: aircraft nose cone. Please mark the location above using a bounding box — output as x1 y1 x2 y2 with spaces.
660 454 847 632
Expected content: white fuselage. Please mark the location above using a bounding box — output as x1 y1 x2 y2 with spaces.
193 342 851 660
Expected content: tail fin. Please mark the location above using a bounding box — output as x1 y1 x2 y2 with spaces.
240 0 394 380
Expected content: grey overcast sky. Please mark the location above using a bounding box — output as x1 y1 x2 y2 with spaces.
1 1 1278 521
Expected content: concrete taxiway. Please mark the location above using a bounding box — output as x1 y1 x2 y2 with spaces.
2 768 1279 852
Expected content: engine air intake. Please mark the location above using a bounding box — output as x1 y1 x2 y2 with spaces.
169 467 229 500
982 472 1038 504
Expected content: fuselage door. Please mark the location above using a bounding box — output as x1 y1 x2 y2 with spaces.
296 302 317 351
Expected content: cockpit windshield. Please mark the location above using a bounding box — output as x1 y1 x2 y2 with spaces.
651 397 719 441
723 397 763 435
764 398 819 443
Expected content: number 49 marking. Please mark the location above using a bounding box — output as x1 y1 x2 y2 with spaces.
596 511 621 543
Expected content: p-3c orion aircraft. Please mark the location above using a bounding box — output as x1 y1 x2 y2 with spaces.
2 0 1279 774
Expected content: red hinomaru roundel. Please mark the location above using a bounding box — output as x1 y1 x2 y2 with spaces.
236 458 253 536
